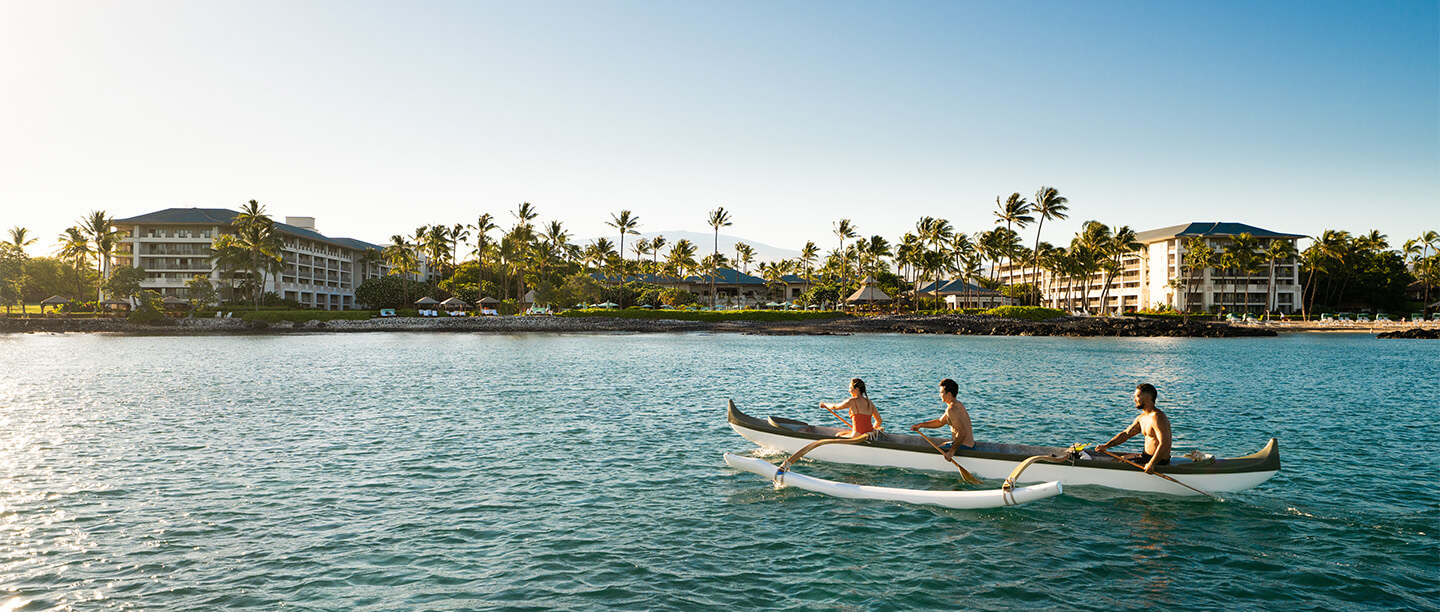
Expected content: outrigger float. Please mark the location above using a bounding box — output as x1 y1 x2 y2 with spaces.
723 400 1281 507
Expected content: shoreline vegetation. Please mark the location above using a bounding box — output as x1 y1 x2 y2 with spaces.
8 308 1436 338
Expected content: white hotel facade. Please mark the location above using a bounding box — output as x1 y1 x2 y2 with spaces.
111 208 401 310
996 222 1305 315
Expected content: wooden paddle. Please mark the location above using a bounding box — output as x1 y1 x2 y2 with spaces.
780 433 871 472
917 433 984 485
821 403 854 430
1098 448 1218 499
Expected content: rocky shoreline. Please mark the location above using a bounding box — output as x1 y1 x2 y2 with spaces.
1376 327 1440 339
0 314 1288 337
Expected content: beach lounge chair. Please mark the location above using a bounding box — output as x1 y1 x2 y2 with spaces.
379 309 396 317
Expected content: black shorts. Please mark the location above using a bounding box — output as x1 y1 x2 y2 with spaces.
1139 453 1171 466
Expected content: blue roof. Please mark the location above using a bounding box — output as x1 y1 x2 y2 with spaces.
1135 222 1304 243
914 279 999 294
113 207 384 251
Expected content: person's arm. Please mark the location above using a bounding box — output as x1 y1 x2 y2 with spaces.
1096 417 1141 452
1144 414 1172 474
910 410 947 431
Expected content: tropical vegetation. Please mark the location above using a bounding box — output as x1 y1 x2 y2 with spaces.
1 192 1435 319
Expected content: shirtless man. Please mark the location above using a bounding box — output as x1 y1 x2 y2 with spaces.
1096 383 1171 474
910 378 974 460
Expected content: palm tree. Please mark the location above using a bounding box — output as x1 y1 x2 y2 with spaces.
513 202 539 231
468 213 497 288
833 219 857 284
650 235 668 276
6 227 37 251
1029 187 1069 302
232 201 284 310
1182 237 1216 314
57 226 95 299
423 225 452 278
1407 230 1440 311
993 193 1033 284
735 242 756 306
584 238 616 274
916 217 953 306
1262 239 1298 317
544 221 571 257
864 235 891 279
1221 233 1261 315
1097 225 1140 313
606 210 640 278
707 207 732 308
384 234 419 309
357 248 384 282
665 239 698 279
79 210 119 302
208 234 248 304
800 241 819 293
632 238 652 273
449 223 469 272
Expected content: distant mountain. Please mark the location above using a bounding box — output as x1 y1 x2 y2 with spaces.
578 230 801 264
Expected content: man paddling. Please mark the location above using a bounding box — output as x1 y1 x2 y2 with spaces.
1096 383 1171 474
910 378 974 460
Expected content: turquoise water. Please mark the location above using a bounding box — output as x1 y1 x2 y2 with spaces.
0 331 1435 610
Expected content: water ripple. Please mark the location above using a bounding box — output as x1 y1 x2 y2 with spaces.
0 332 1434 609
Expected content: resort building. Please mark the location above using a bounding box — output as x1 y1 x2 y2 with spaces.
995 222 1305 314
111 208 400 310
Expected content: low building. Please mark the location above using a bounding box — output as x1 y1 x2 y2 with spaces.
995 222 1304 314
911 280 1011 309
111 208 396 310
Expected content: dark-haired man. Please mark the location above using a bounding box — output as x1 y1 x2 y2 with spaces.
910 378 974 460
1096 383 1171 474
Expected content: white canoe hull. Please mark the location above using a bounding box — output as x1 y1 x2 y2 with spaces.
723 453 1062 509
728 402 1280 496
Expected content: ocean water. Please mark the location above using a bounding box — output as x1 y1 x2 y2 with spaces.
0 331 1435 610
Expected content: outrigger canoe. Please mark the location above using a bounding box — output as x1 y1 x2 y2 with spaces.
727 400 1280 496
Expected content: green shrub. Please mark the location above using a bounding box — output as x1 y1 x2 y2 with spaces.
983 306 1068 321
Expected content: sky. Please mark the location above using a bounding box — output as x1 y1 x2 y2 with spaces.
1 0 1437 259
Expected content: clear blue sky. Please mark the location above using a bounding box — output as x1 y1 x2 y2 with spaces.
2 0 1436 256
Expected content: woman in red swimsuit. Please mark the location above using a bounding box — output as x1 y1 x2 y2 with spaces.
820 378 883 438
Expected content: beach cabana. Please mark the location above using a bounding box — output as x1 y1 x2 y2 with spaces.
439 297 470 314
414 296 441 317
844 276 892 305
521 289 538 308
478 296 501 316
39 295 71 315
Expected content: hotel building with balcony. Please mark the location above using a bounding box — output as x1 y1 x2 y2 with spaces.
111 208 400 310
995 222 1305 314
